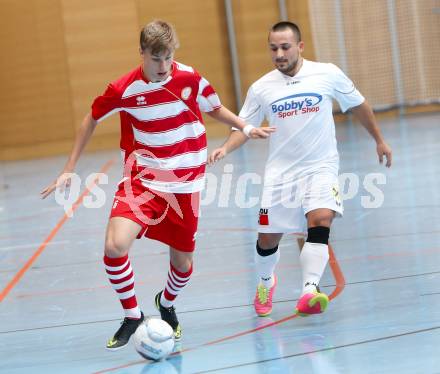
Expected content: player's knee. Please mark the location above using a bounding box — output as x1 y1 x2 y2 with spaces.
257 234 281 251
104 236 129 258
257 238 272 249
256 241 278 256
307 209 334 228
306 226 330 245
170 250 193 273
309 215 333 227
172 260 192 273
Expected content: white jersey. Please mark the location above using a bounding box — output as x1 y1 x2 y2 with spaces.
239 59 365 186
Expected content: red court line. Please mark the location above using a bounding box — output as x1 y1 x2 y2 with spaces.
0 160 115 303
93 243 345 374
12 240 355 299
10 236 440 299
327 244 345 300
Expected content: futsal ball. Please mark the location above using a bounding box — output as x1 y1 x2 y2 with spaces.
133 318 175 361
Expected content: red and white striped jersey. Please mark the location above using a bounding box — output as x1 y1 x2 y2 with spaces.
91 61 221 193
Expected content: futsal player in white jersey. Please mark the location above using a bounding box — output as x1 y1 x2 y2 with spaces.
41 20 274 350
209 21 392 317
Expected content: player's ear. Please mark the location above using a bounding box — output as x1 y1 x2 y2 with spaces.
298 41 305 53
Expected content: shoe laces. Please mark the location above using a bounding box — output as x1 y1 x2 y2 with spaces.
114 319 132 339
121 316 139 326
161 306 178 328
257 284 269 304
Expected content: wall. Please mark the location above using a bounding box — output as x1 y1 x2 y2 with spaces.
0 0 314 160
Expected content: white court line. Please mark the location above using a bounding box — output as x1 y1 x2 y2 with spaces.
0 240 69 252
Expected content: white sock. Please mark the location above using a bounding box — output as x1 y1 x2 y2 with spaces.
299 242 329 295
255 248 280 288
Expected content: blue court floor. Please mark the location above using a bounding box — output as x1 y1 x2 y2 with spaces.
1 112 440 373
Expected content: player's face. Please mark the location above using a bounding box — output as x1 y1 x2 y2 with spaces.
269 30 304 76
140 49 174 82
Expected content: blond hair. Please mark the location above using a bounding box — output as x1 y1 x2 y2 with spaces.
140 20 179 54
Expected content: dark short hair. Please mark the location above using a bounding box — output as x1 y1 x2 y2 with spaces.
270 21 302 42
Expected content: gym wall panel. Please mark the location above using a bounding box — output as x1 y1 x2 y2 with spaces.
232 0 280 99
286 0 316 60
60 0 139 149
309 0 440 112
341 1 397 109
232 0 315 101
395 2 440 105
0 0 75 160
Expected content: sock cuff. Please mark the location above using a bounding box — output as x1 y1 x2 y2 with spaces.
103 254 129 267
256 242 279 257
170 262 193 278
306 226 330 245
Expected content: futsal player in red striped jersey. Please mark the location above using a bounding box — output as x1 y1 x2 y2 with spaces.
41 20 274 350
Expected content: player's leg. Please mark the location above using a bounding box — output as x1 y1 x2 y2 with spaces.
151 191 198 340
155 248 193 341
254 181 304 317
254 232 283 316
296 208 334 316
104 216 145 350
164 248 193 307
295 172 342 316
296 236 305 251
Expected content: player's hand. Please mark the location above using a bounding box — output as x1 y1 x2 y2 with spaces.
208 147 227 166
377 141 392 167
40 172 73 199
248 126 276 139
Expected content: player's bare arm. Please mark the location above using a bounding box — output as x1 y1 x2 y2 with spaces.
207 106 275 139
40 112 98 199
208 129 249 165
351 100 393 168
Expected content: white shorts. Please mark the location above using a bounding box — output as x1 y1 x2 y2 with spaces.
258 172 343 234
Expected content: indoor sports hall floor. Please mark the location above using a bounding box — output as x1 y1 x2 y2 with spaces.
1 112 439 374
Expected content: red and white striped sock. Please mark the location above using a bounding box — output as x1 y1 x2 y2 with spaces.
104 254 141 319
160 262 193 308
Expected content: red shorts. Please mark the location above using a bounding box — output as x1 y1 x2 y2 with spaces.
110 178 200 252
